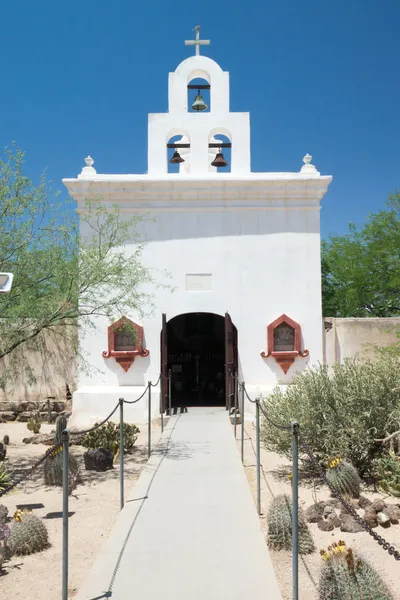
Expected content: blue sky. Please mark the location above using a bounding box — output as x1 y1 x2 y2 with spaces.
1 0 399 238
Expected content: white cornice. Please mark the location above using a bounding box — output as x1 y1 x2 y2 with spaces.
62 173 332 207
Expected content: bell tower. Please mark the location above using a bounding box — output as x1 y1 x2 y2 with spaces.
148 28 250 176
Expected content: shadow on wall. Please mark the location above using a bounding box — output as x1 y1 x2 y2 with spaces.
134 208 320 243
0 327 77 403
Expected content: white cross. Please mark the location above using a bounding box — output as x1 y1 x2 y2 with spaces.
185 25 210 56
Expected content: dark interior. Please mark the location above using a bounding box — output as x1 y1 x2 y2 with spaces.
167 313 225 407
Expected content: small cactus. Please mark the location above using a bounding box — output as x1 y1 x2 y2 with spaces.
326 458 360 499
8 511 49 556
0 442 6 461
27 418 41 434
3 435 9 446
0 505 8 526
319 540 394 599
267 494 315 554
54 415 68 444
43 446 79 494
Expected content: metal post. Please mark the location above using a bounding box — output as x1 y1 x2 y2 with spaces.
241 382 245 463
168 368 172 417
148 382 151 458
227 370 231 413
291 421 299 600
119 398 124 510
234 372 238 438
256 399 261 516
62 429 69 600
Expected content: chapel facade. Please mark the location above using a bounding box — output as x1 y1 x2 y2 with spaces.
63 29 332 426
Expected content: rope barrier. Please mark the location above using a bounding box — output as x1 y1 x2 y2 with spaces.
122 384 150 405
150 374 161 387
69 402 120 436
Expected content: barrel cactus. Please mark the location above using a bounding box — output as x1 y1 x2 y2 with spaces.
8 511 49 556
319 540 394 599
3 435 9 446
0 442 6 461
267 493 315 554
43 445 79 494
54 415 68 444
326 458 361 499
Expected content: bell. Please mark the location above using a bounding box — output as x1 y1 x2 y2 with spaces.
211 151 228 168
191 90 208 112
169 150 185 164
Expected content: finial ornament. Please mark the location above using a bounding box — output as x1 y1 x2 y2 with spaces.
185 25 211 56
300 153 320 176
78 155 97 178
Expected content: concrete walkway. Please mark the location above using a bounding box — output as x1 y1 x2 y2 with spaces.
76 407 282 600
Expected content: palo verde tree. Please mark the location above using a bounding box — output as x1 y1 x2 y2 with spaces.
322 193 400 317
0 145 154 387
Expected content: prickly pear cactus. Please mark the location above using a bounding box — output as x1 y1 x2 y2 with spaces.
8 511 49 556
267 493 315 554
43 446 79 494
326 458 361 499
54 415 68 444
319 541 394 599
3 435 9 446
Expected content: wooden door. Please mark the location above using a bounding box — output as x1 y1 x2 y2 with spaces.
161 313 168 413
225 312 235 409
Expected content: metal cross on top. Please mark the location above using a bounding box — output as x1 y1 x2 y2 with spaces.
185 25 210 56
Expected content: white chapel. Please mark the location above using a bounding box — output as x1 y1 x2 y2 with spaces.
63 28 332 426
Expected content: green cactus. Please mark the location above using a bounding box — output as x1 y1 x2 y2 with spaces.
8 512 49 556
43 445 79 494
267 494 315 554
319 541 394 599
0 442 6 461
0 464 10 492
3 435 9 446
326 458 361 499
54 415 68 444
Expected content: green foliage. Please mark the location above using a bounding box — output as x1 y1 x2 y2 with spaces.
82 422 140 456
326 458 361 499
8 512 49 556
322 193 400 317
0 464 11 492
373 451 400 497
267 494 315 554
0 145 155 387
3 435 9 446
54 415 68 444
260 357 400 476
43 446 80 494
0 523 11 569
319 541 394 599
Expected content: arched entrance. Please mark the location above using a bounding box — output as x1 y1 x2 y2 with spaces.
160 312 237 410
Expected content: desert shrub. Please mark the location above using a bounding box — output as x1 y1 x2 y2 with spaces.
0 464 11 492
260 357 400 476
82 421 139 456
373 450 400 497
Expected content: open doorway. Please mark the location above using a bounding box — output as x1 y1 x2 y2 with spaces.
161 312 237 409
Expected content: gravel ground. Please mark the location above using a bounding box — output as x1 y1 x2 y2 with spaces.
240 422 400 600
0 421 161 599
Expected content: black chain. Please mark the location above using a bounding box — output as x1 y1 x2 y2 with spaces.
69 401 120 436
299 432 400 561
0 441 62 497
151 374 161 387
123 384 150 404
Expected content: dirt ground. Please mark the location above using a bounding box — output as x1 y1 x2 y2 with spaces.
0 420 161 599
240 421 400 600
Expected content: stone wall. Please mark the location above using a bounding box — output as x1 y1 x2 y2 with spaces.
323 317 400 366
0 327 76 411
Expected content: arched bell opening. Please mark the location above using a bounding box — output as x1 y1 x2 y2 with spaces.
187 77 210 113
209 132 232 173
167 133 191 174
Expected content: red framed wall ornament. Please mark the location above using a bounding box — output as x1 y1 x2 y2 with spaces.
102 317 149 372
260 314 309 374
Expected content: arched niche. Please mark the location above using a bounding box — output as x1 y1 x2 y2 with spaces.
187 76 210 113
